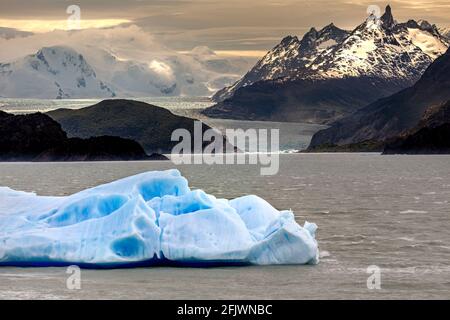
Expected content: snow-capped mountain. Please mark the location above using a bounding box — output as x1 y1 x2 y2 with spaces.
214 5 449 103
206 5 449 124
0 24 255 99
304 7 448 81
0 46 116 99
80 48 181 97
214 24 350 101
0 44 252 99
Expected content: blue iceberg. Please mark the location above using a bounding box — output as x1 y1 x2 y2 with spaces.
0 170 319 267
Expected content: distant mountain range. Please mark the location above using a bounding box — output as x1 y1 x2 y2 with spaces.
0 43 254 99
204 6 449 124
308 46 450 152
0 46 116 99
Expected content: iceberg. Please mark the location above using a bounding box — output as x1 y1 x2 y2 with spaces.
0 170 319 267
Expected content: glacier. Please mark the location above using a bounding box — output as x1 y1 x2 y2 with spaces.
0 170 319 267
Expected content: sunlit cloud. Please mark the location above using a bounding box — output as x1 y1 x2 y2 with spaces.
0 0 448 50
214 50 267 57
179 50 267 58
0 19 131 32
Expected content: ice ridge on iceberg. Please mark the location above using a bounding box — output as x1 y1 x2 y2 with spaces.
0 170 319 267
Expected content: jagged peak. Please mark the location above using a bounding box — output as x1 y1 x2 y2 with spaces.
417 20 440 35
280 35 299 45
300 28 319 45
318 23 349 38
418 19 432 29
305 27 318 37
380 5 395 29
320 23 337 33
406 19 420 28
403 19 441 35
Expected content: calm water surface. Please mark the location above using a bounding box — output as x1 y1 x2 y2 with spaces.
1 154 449 299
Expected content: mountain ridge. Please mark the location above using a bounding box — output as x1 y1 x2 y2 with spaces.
212 23 351 102
0 41 254 99
205 5 449 124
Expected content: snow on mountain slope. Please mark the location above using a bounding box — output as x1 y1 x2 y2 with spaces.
439 27 450 40
0 46 116 99
408 28 448 59
67 45 236 97
0 44 250 99
213 24 350 101
214 5 449 102
77 48 180 97
0 25 253 98
307 6 449 81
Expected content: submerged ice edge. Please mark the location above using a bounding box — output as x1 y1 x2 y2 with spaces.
0 169 319 268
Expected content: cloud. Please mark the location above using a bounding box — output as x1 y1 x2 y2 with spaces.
1 1 448 51
0 25 256 97
0 19 131 32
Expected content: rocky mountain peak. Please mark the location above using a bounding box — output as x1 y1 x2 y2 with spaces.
280 35 300 45
417 20 440 35
211 5 448 105
380 5 395 29
320 23 338 33
303 28 319 40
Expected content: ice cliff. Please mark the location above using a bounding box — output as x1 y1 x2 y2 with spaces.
0 170 319 267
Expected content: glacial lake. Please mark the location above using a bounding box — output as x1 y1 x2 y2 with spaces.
1 154 449 299
0 97 327 152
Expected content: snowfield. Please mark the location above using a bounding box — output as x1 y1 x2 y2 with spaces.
0 170 319 267
0 26 255 99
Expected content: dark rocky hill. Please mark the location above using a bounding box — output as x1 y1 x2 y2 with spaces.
0 111 67 160
309 47 450 149
48 99 219 154
0 111 161 161
383 100 450 154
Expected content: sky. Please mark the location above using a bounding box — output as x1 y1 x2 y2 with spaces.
0 0 449 55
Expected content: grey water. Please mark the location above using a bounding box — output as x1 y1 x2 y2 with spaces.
0 97 327 152
0 96 212 115
1 154 450 299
